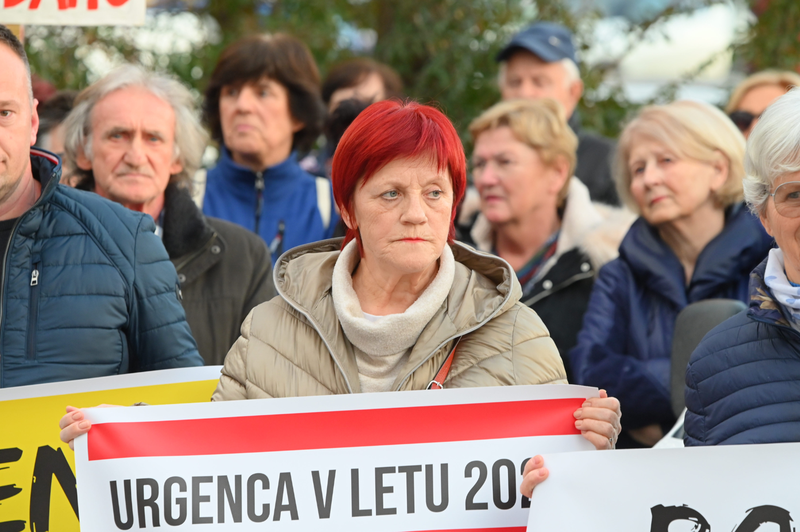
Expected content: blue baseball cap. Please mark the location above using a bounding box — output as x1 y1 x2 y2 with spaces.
496 22 577 64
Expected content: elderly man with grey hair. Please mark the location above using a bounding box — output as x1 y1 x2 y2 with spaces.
0 25 203 387
62 64 275 365
495 22 618 205
684 87 800 446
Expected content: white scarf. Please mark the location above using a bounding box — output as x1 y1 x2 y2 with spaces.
763 247 800 322
332 240 455 356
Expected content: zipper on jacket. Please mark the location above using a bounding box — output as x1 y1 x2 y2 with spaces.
26 257 41 362
254 171 265 233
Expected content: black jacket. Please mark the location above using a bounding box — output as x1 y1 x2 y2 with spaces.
161 184 275 365
570 113 619 206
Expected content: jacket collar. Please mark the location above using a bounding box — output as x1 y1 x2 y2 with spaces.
161 183 215 260
30 148 61 202
216 147 299 183
273 238 522 392
619 204 772 308
747 256 793 327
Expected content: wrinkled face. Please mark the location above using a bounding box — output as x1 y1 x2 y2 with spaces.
0 44 38 204
472 126 565 226
628 139 726 227
329 73 386 111
500 50 580 117
735 84 786 138
343 156 454 278
77 87 181 206
760 170 800 282
219 77 302 167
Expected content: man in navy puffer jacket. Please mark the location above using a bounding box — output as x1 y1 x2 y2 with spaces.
684 257 800 445
0 26 202 387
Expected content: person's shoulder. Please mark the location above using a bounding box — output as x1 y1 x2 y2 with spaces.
472 301 550 344
206 216 269 254
688 310 762 368
50 185 150 236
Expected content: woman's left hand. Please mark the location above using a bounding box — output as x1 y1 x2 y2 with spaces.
573 389 621 450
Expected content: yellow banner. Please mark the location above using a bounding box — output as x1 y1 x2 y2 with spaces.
0 367 221 532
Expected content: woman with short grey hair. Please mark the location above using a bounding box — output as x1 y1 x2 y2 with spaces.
684 88 800 446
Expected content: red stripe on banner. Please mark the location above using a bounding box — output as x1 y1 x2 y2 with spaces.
88 398 582 461
416 528 525 532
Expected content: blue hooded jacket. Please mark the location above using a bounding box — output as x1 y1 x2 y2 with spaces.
569 204 773 430
1 150 202 388
203 149 339 263
684 256 800 445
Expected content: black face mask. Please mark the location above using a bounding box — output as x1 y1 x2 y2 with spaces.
728 110 759 132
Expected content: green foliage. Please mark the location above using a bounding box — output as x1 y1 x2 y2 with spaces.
734 0 800 73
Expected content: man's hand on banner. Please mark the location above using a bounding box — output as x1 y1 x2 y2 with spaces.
59 405 119 450
520 389 621 498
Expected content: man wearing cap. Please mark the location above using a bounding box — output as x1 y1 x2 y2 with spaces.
496 22 618 205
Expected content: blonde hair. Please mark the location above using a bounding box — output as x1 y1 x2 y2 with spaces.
615 100 745 213
469 98 577 207
725 70 800 113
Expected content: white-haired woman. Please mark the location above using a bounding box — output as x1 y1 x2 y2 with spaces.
569 100 773 448
684 88 800 446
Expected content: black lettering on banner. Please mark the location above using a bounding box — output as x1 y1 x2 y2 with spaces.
273 473 298 521
650 505 711 532
425 464 448 513
136 478 160 528
312 470 336 519
163 476 187 526
734 505 794 532
492 459 516 510
217 475 242 523
465 461 488 511
375 467 397 516
519 458 531 509
0 448 24 532
398 465 422 514
110 480 134 530
247 473 270 522
350 469 372 517
191 476 213 524
29 445 79 530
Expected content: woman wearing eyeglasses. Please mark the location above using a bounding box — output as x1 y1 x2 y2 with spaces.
568 100 773 449
725 70 800 138
684 88 800 446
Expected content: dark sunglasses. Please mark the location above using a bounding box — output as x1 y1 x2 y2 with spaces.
728 110 760 132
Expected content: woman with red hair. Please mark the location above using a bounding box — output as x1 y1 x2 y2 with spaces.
61 101 621 469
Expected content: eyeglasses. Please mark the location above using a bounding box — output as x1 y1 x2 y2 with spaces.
769 181 800 217
728 110 759 133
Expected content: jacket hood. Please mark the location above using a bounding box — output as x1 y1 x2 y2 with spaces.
30 148 61 201
619 203 773 308
273 238 523 391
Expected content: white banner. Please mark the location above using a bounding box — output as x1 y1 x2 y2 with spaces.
74 384 597 532
0 0 146 26
528 442 800 531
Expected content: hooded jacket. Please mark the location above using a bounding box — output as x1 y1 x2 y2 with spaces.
202 148 339 264
460 178 634 380
1 150 202 388
212 239 566 400
160 184 275 364
684 256 800 445
569 204 773 432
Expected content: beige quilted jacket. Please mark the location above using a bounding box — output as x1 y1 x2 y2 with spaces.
212 239 566 400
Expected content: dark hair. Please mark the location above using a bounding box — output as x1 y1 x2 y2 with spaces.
324 98 371 156
0 25 31 90
36 90 77 140
322 58 403 106
332 100 467 252
203 34 325 152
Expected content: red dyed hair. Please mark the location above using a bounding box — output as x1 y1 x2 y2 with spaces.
331 100 467 251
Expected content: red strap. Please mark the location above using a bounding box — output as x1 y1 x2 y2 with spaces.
427 337 461 390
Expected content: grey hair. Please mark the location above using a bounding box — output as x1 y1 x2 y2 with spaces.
63 63 208 187
497 57 581 90
743 87 800 214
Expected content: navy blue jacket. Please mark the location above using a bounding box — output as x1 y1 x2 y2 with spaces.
203 148 338 264
0 150 202 388
569 204 772 430
684 257 800 445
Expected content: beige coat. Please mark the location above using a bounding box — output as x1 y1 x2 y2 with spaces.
212 239 566 401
